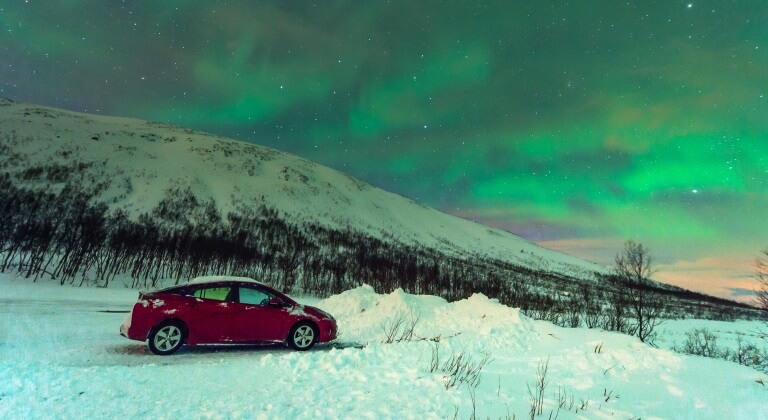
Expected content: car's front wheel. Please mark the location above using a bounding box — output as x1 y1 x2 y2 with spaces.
148 320 186 355
288 322 317 351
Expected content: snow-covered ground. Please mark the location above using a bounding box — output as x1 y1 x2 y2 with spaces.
1 276 766 419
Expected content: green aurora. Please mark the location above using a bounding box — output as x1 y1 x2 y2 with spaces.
2 1 767 300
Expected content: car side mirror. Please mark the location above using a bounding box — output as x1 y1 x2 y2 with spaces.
268 297 288 307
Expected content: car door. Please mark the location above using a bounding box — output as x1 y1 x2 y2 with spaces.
228 285 291 342
184 285 236 343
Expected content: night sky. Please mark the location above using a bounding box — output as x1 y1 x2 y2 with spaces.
2 1 767 301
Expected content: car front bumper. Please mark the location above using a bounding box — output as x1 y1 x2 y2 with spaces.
318 319 338 343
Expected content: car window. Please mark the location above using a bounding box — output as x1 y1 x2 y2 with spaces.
238 287 272 306
192 286 232 302
169 286 194 296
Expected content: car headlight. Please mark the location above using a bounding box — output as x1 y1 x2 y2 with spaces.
316 308 334 320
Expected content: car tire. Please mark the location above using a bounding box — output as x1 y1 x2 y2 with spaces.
148 320 186 355
288 321 317 351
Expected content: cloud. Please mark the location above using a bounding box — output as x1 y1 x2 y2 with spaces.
655 255 760 304
538 238 761 304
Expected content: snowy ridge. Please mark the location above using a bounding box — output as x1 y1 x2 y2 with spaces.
0 98 604 281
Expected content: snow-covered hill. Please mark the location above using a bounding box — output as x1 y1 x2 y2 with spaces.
0 97 603 281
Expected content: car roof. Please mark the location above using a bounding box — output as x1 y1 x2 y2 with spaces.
152 276 296 304
184 275 267 287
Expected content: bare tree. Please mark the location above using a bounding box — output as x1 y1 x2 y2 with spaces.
756 251 768 311
614 240 664 343
615 240 654 284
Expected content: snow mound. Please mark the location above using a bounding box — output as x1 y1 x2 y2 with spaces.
318 285 536 349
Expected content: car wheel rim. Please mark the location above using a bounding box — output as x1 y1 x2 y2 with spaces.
155 325 182 351
294 325 314 348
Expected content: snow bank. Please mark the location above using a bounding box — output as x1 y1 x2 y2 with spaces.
318 285 535 349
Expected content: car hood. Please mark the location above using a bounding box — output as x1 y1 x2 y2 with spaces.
295 304 334 321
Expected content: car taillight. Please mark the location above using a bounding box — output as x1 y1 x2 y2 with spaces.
137 292 161 308
138 293 151 308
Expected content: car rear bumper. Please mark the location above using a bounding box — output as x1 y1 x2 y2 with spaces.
120 319 142 340
119 307 149 341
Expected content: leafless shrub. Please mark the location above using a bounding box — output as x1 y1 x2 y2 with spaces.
556 386 575 411
583 309 601 329
672 329 768 372
551 387 596 416
680 328 720 358
580 284 602 329
445 351 492 390
564 308 581 328
429 341 440 372
527 358 549 419
524 307 562 326
731 338 768 371
579 398 590 411
381 310 420 343
469 387 477 420
602 388 618 402
430 345 492 389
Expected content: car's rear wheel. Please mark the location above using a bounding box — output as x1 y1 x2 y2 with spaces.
148 320 186 355
288 322 317 351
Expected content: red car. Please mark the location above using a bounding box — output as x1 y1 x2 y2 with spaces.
120 276 337 355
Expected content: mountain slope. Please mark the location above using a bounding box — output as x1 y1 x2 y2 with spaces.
0 97 603 281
